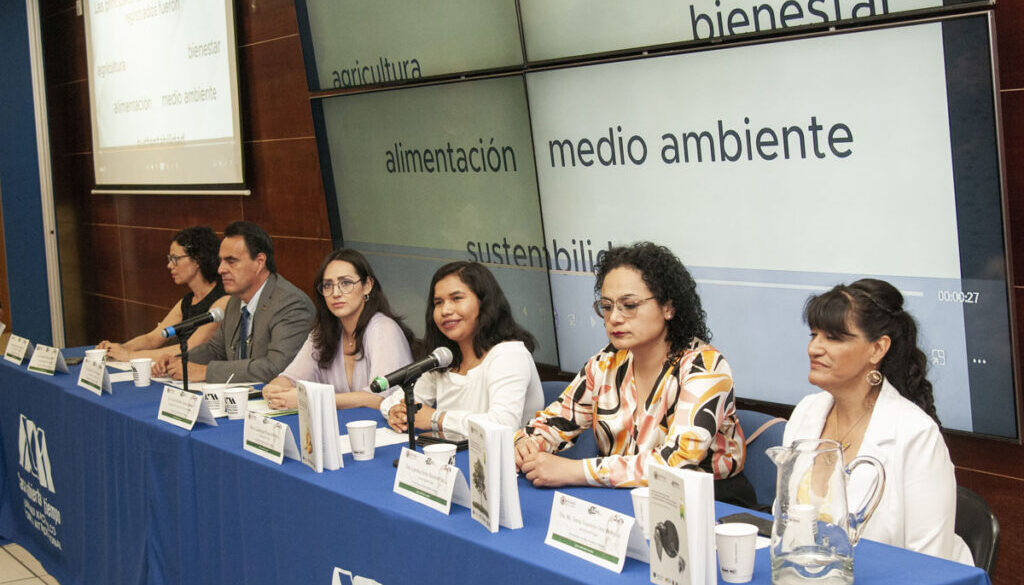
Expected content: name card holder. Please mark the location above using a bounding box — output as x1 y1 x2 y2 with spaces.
544 491 634 573
77 357 112 395
243 412 299 465
393 447 469 515
27 345 69 376
157 386 219 431
4 335 33 365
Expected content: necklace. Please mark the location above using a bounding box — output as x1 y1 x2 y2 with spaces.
830 398 875 452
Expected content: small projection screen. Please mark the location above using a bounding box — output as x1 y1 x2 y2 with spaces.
83 0 246 193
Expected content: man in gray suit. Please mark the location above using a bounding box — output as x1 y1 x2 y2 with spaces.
160 221 315 383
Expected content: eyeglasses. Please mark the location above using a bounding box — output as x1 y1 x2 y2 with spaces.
167 254 190 266
319 278 362 296
593 297 657 319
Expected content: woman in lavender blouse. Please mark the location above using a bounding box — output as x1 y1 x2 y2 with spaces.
262 249 417 410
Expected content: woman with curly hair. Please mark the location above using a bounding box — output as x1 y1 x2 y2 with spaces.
513 242 754 507
783 278 972 564
98 226 228 362
262 248 416 410
381 261 544 436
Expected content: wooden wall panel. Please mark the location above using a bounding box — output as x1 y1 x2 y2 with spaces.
45 81 91 155
113 194 243 231
79 293 126 347
124 301 174 342
236 0 300 46
1004 90 1024 285
271 236 334 296
118 227 182 308
243 138 329 239
240 34 316 141
995 2 1023 90
40 4 85 85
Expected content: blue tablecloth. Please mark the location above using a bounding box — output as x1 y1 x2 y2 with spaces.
0 352 991 585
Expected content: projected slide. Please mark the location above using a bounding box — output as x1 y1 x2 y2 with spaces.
84 0 244 188
301 0 522 91
320 77 558 365
526 17 1012 436
520 0 969 62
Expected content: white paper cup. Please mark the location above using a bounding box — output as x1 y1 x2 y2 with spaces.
422 443 456 466
86 348 107 363
715 522 758 584
346 420 377 461
223 387 250 420
129 358 152 387
631 487 650 540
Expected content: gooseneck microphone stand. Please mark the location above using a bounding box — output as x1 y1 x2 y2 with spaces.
392 371 423 467
177 327 198 395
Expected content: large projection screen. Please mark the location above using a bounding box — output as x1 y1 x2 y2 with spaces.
83 0 246 192
527 14 1014 438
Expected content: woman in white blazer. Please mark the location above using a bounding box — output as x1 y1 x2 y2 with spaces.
783 278 972 565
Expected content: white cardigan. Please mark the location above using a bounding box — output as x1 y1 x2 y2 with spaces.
782 380 973 565
379 341 543 436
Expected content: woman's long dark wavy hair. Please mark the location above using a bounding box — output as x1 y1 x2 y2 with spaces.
172 226 221 284
311 249 418 369
594 242 710 361
803 278 940 425
422 262 535 370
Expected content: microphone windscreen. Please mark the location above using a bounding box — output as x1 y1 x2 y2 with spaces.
210 307 225 323
432 346 453 368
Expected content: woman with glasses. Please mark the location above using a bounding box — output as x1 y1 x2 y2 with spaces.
513 242 754 506
98 226 228 362
381 261 544 437
262 248 416 410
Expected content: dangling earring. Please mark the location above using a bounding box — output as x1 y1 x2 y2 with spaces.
865 369 882 386
363 293 370 302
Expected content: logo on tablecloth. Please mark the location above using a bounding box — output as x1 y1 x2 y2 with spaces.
18 414 55 493
332 566 383 585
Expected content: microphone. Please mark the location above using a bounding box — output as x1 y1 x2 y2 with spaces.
370 347 453 393
161 308 225 338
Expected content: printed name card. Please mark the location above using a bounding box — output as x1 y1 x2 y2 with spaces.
157 386 219 431
243 412 299 465
4 335 33 365
77 357 112 395
393 447 469 515
26 345 68 376
544 491 635 573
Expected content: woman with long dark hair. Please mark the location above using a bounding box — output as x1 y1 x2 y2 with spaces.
381 261 543 436
784 278 971 564
513 242 754 507
98 226 228 361
263 249 415 410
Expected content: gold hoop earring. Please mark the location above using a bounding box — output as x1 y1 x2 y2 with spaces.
865 369 883 386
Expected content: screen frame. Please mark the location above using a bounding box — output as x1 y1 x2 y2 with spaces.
303 7 1019 442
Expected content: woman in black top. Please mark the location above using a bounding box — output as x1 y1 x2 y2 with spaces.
98 226 228 362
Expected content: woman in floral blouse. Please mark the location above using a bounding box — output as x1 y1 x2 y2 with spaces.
514 242 755 506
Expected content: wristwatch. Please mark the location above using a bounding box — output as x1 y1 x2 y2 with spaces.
430 409 442 432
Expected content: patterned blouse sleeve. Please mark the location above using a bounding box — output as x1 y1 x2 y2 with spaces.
585 346 742 487
513 354 600 452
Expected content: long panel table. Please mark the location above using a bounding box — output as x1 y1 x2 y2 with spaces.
0 352 991 585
